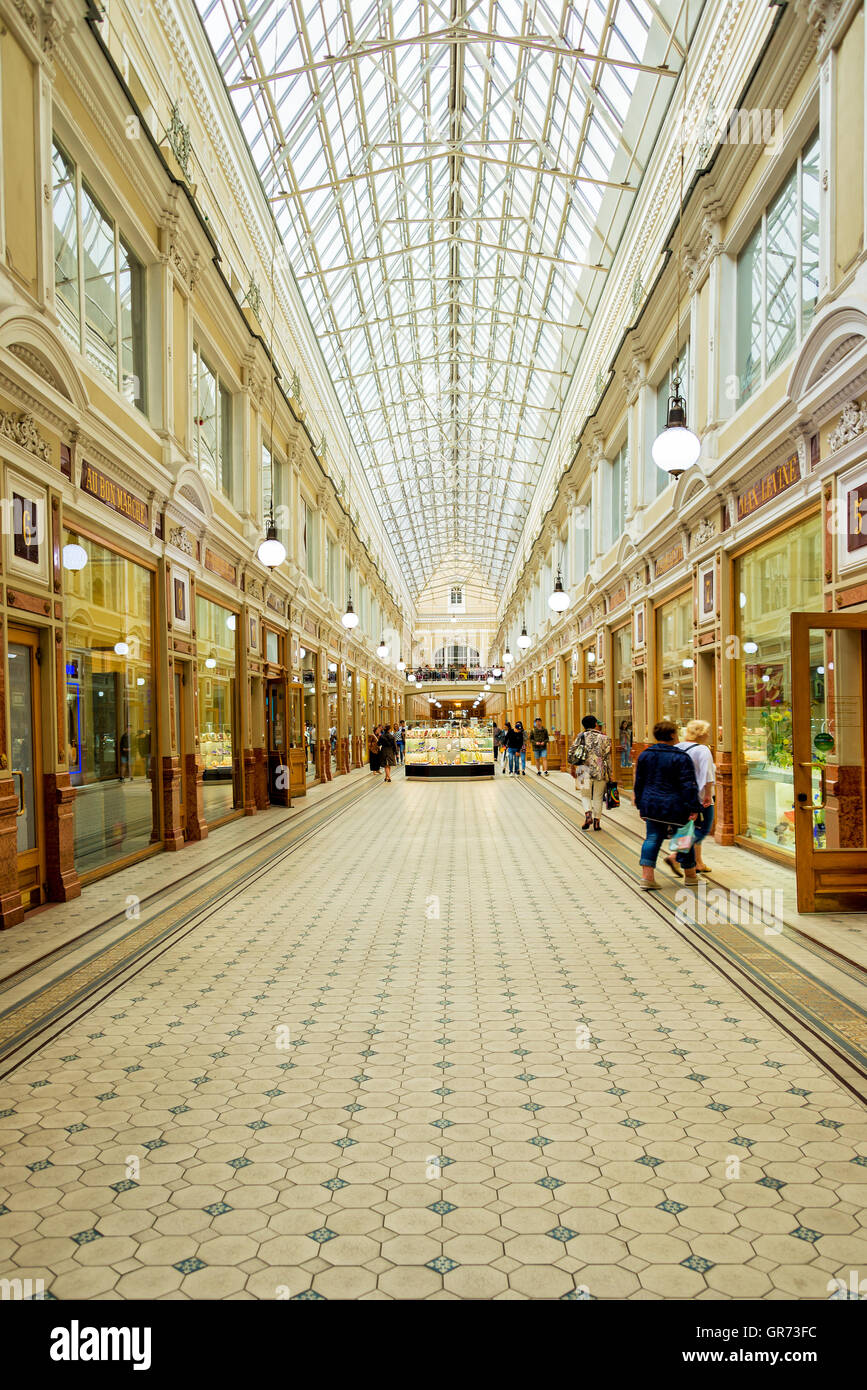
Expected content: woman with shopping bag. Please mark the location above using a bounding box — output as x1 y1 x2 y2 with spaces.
633 718 702 890
568 715 612 831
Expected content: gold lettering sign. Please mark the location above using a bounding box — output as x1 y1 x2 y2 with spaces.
204 547 237 584
737 452 800 521
80 461 149 530
609 585 627 609
655 543 684 577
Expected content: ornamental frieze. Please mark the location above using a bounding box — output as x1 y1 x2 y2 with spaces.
0 410 52 464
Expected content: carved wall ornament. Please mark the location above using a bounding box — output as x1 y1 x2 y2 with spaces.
0 410 52 463
168 525 194 556
693 517 717 547
828 400 867 453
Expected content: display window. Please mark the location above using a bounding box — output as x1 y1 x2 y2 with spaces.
358 675 368 761
301 648 318 783
327 658 338 771
656 589 694 732
735 511 822 853
63 530 157 874
611 623 634 786
196 594 240 823
343 668 354 764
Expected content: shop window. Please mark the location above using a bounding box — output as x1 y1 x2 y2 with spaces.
52 139 146 411
656 590 694 732
736 513 822 854
196 595 239 822
63 532 155 874
735 132 820 404
193 342 232 496
302 649 318 783
611 624 634 786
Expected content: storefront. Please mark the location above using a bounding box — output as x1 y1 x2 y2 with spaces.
358 674 368 763
63 531 158 877
196 593 240 824
656 588 695 732
734 510 823 855
611 622 634 787
326 657 339 773
301 647 318 782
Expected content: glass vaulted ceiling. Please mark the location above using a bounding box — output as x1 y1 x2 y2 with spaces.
196 0 685 595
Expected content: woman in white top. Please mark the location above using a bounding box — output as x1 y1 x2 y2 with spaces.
672 719 716 874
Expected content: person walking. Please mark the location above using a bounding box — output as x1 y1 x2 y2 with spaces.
676 719 716 873
395 720 407 764
368 724 382 774
492 721 500 763
570 714 612 830
514 721 527 775
379 724 397 783
633 718 702 890
500 722 512 772
531 718 550 776
506 721 523 774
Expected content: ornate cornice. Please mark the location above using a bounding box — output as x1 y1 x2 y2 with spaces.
0 409 51 463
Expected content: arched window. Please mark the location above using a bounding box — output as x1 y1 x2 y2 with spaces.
434 645 480 668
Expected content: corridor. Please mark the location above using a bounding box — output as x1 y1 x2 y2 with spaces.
1 776 865 1302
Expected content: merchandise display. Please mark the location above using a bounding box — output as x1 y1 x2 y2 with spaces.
405 721 495 778
201 725 234 778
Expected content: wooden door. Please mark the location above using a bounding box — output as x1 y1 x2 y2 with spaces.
791 611 867 912
8 627 45 908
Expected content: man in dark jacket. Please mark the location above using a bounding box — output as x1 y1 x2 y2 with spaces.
634 718 701 890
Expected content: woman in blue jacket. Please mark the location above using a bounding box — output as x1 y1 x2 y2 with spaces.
633 718 701 890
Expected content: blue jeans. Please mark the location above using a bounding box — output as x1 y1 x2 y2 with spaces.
508 748 520 772
694 803 714 842
639 819 696 870
519 747 526 772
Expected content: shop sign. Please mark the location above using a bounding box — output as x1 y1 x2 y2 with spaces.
80 460 149 530
204 547 237 584
655 543 683 578
736 452 799 521
609 584 627 610
846 479 867 555
266 593 284 615
570 649 580 678
579 610 593 634
304 619 317 636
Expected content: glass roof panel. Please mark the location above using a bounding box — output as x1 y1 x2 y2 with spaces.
196 0 680 593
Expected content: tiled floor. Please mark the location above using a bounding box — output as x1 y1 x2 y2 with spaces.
1 775 866 1301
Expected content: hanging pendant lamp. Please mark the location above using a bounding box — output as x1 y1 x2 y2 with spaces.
257 504 286 569
342 592 359 629
548 566 569 612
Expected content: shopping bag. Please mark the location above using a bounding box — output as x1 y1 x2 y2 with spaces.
668 821 696 853
567 734 587 766
604 780 620 809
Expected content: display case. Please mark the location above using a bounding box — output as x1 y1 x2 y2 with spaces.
200 724 234 779
405 721 495 778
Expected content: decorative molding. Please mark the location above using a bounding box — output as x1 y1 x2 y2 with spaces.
693 517 717 547
828 399 867 452
168 525 194 556
0 410 52 463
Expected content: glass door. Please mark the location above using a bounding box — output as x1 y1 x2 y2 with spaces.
791 612 867 911
8 628 45 908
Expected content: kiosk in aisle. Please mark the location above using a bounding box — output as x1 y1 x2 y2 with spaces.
404 720 495 778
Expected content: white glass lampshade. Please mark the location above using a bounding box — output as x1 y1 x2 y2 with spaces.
376 639 388 659
548 571 570 612
299 647 306 659
227 614 236 631
257 520 286 569
62 542 88 571
204 655 217 669
503 648 513 665
408 673 416 683
517 626 531 649
652 424 701 476
492 667 502 678
682 657 694 669
742 640 758 655
397 657 406 671
328 662 337 673
114 640 130 656
342 599 359 629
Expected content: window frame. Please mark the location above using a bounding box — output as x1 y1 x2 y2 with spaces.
734 130 820 406
192 339 233 497
51 136 147 413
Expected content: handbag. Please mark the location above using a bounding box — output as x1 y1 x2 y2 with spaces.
604 780 620 809
567 733 587 766
668 820 696 853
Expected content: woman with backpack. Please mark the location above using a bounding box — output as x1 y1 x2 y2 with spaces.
633 718 702 889
568 714 612 831
675 720 716 873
